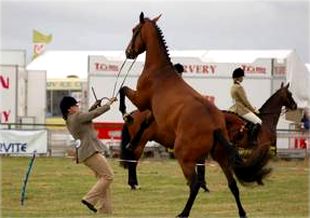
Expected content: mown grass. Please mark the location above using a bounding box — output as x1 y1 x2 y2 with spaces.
1 157 309 218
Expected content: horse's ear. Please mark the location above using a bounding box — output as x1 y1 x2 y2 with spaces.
285 82 290 89
280 82 284 88
152 14 162 23
139 12 145 24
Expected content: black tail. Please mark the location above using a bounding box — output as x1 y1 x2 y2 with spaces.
213 129 271 185
120 123 136 168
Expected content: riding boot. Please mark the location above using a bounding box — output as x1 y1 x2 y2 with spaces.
249 123 261 146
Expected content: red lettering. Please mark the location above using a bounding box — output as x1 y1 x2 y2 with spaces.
94 63 119 72
241 65 266 74
210 65 216 74
3 111 10 122
95 63 100 70
184 65 216 74
0 110 11 122
0 76 9 89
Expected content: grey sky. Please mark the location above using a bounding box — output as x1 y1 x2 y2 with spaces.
1 0 309 64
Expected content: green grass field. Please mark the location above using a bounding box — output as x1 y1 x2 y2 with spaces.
1 157 309 218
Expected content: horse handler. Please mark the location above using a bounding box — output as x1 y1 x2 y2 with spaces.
60 95 117 214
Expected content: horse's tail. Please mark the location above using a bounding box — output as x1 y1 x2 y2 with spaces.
213 129 272 185
120 123 135 169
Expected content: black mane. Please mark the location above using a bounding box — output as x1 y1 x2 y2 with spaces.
153 22 172 64
259 88 281 112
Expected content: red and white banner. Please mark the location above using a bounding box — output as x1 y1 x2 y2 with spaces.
0 65 17 124
0 129 48 154
88 55 272 78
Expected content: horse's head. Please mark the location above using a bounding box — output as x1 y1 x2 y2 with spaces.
125 12 161 59
278 82 298 111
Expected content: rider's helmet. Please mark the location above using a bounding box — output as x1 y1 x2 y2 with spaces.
232 68 245 78
59 96 78 120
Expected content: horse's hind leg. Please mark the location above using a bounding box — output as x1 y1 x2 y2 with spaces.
128 161 139 189
176 160 201 218
196 157 210 192
213 150 247 218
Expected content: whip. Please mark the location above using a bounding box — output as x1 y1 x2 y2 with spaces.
20 151 37 206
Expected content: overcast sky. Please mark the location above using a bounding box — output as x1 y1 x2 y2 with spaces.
1 0 309 64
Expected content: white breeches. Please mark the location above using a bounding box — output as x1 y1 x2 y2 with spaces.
242 112 262 125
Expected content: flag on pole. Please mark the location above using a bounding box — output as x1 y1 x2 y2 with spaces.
32 30 52 59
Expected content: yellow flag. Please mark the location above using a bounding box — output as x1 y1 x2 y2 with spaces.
33 30 52 43
32 30 52 59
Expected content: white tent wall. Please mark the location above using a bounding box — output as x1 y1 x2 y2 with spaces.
286 51 310 109
17 67 27 117
26 70 47 124
26 50 309 126
88 53 289 125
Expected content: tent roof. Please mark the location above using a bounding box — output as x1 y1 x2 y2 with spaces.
26 49 295 79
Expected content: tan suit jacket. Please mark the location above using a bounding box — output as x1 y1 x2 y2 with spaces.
229 82 256 115
66 105 110 163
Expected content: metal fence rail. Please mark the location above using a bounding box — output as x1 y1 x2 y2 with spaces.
1 123 309 159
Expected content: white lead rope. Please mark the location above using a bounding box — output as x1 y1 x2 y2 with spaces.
116 57 137 96
111 58 128 98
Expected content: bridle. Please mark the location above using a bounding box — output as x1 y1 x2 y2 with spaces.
129 24 143 57
111 24 143 98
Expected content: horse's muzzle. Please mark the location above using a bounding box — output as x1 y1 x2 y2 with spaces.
125 49 136 59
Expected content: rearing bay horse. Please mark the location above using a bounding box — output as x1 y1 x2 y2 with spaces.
119 12 271 218
120 83 297 189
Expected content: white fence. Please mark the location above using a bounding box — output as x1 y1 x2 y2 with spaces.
0 123 308 159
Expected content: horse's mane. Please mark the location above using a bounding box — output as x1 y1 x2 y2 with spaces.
153 21 172 64
259 88 281 112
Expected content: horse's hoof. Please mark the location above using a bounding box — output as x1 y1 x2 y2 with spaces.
202 186 210 193
129 185 141 190
176 214 188 218
257 179 264 185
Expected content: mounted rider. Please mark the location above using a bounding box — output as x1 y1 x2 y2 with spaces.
229 67 262 146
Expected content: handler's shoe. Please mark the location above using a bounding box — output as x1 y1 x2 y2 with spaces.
81 199 97 213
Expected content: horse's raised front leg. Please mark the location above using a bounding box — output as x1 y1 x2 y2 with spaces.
119 86 134 124
119 86 146 124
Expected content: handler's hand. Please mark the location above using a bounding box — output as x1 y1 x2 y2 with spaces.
89 99 102 111
108 97 118 105
93 99 102 107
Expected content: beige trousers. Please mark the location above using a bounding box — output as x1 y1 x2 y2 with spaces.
83 152 114 214
242 111 262 125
